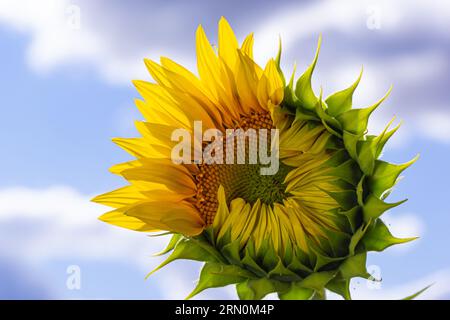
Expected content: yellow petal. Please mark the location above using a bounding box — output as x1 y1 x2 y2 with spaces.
99 208 158 232
92 185 146 208
236 50 263 113
112 137 166 158
160 57 225 127
241 33 254 59
257 59 284 108
125 201 204 235
212 185 230 232
196 25 223 100
239 199 261 245
218 17 238 70
133 80 190 128
217 197 246 242
121 158 197 196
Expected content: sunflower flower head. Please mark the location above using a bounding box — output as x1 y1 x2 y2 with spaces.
93 17 418 300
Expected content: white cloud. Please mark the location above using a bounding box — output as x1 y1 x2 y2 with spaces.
1 0 449 87
0 0 192 84
416 111 450 143
0 185 237 299
0 185 161 263
253 0 450 64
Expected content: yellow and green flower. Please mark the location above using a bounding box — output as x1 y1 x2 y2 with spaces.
93 17 418 300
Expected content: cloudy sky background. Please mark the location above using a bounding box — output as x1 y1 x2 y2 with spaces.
0 0 449 299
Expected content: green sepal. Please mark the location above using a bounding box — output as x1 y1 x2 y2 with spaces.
152 233 182 256
326 275 351 300
315 91 342 137
356 174 366 206
323 149 350 167
282 64 298 113
356 138 377 176
325 67 363 117
375 122 400 158
295 36 321 110
362 194 407 222
259 238 279 271
338 206 362 233
186 262 257 299
338 253 370 279
348 222 371 255
146 237 220 278
320 188 358 211
361 218 417 252
242 251 268 277
278 282 315 300
268 258 302 282
343 130 363 160
222 237 243 266
275 36 285 85
237 278 288 300
329 159 362 186
295 105 319 122
336 87 391 135
287 251 313 277
298 271 336 292
402 284 432 300
368 156 419 198
322 228 351 258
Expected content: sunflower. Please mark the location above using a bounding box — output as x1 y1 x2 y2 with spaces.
93 17 418 300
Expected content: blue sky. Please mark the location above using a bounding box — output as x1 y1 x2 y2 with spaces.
0 0 449 299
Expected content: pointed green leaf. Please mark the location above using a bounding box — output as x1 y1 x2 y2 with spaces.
402 284 432 300
368 156 419 198
295 36 321 110
362 194 407 222
222 238 242 266
237 278 287 300
329 159 362 186
339 206 362 233
268 258 301 281
357 138 377 175
361 218 417 252
260 238 279 271
186 262 256 299
356 175 366 206
152 233 182 256
326 67 363 117
349 222 370 255
315 91 342 136
343 130 362 160
242 252 267 277
278 282 315 300
275 36 285 85
299 271 336 291
146 238 219 278
375 122 401 158
323 229 351 258
320 188 358 211
372 117 400 158
336 86 392 135
339 253 370 279
326 276 351 300
287 254 313 278
295 105 319 121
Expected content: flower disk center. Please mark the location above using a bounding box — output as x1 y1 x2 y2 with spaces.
194 112 292 225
